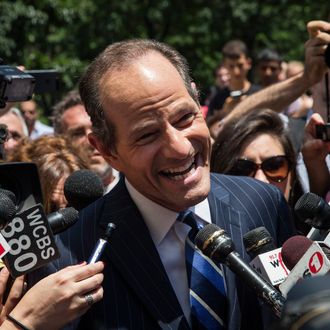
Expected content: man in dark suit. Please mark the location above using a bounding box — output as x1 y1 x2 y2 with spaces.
46 39 293 330
29 21 330 328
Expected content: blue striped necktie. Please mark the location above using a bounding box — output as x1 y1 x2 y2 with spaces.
178 211 227 329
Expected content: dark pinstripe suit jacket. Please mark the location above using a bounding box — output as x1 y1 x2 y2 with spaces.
29 173 295 330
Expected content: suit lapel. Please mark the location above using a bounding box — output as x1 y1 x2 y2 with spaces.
207 178 253 330
99 179 189 329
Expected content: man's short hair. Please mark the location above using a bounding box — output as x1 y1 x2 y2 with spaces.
222 40 249 59
52 90 83 134
257 49 282 64
79 39 199 151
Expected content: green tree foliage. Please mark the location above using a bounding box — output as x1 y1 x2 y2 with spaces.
0 0 329 103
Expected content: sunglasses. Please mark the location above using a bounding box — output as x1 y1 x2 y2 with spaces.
229 155 292 183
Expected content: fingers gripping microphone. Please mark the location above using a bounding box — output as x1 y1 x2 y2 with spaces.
195 223 285 317
64 169 104 211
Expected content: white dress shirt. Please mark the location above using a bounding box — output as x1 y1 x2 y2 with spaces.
125 179 211 323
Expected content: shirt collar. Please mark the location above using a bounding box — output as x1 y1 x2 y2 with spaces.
125 179 211 246
125 179 177 246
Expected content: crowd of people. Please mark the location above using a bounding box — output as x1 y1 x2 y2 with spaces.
0 18 328 330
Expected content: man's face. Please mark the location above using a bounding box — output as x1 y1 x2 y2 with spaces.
91 52 211 211
223 55 251 84
0 113 25 152
61 105 110 176
20 100 37 128
215 66 230 89
257 61 282 87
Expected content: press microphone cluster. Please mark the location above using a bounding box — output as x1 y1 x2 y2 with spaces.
0 169 106 277
0 182 80 277
195 223 285 317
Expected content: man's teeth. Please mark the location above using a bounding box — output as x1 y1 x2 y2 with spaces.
162 157 196 180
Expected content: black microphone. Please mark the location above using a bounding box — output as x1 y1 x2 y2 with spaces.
195 223 285 317
0 189 17 229
295 192 330 230
243 227 288 286
64 169 104 210
243 227 276 260
47 207 79 235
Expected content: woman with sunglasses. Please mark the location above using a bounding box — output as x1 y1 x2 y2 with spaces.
211 109 305 231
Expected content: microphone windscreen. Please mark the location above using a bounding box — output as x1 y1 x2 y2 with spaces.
294 192 330 229
49 207 79 235
195 223 220 249
281 235 313 271
243 227 276 259
64 169 104 210
0 189 16 228
294 192 321 221
58 207 79 224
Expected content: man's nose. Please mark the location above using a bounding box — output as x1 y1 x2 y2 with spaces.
233 67 241 76
162 127 191 158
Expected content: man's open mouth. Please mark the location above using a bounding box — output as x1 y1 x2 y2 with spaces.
160 156 197 181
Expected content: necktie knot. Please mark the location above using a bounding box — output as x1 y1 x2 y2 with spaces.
177 210 203 234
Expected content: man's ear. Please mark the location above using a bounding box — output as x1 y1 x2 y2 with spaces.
88 132 120 168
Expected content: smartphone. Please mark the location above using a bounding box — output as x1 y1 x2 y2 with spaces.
315 123 330 141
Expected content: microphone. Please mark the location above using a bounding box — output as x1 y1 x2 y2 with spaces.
244 227 289 286
88 222 116 264
294 192 330 244
295 192 330 230
281 236 313 271
0 205 78 277
195 223 285 317
47 207 79 235
0 189 17 229
279 238 330 297
64 169 104 210
243 227 276 259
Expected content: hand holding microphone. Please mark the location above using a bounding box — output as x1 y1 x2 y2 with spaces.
1 262 104 330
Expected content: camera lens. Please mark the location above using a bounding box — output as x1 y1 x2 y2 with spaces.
325 44 330 68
